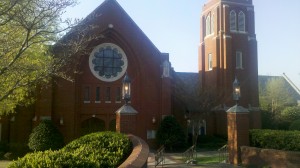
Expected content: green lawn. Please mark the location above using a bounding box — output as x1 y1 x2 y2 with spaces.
0 160 12 168
196 156 219 164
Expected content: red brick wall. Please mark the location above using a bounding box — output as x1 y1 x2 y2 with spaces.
227 112 249 164
199 0 261 137
31 0 172 146
241 146 300 168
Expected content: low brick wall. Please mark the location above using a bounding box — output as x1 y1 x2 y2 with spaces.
241 146 300 168
118 134 149 168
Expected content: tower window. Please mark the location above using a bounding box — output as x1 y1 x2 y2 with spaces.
211 14 214 34
230 10 237 31
208 54 213 70
206 14 211 36
236 51 243 69
238 11 245 32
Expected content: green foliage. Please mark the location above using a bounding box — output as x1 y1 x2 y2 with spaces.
260 78 297 112
250 129 300 151
289 119 300 131
281 106 300 121
0 0 78 114
197 135 227 150
261 106 300 130
156 116 186 150
8 150 95 168
10 132 132 168
28 120 64 151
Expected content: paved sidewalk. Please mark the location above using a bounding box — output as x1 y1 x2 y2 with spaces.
147 151 242 168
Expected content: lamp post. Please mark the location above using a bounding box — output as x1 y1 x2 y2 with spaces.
232 76 241 105
116 72 137 134
227 76 249 165
122 73 131 105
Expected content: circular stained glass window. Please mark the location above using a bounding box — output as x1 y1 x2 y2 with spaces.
89 43 128 82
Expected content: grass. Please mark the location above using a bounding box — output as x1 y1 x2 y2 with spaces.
196 156 219 164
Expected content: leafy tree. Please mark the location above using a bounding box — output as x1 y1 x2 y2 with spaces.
28 120 64 151
259 77 298 129
0 0 87 114
281 106 300 121
173 73 218 146
156 116 186 150
260 77 296 113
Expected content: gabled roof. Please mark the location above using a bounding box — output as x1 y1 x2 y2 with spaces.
258 75 300 101
58 0 163 58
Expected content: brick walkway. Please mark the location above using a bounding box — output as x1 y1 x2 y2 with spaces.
147 151 243 168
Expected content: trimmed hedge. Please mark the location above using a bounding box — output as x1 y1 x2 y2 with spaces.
9 132 132 168
250 129 300 151
28 120 64 151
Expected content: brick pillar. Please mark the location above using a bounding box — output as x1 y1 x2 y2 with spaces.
116 105 138 134
227 105 249 165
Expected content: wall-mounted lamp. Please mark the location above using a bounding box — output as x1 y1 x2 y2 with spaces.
60 117 64 125
92 114 96 118
32 116 37 121
152 117 156 124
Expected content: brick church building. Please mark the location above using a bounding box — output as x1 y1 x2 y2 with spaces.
0 0 261 146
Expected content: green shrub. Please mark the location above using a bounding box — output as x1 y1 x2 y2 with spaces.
62 132 132 167
9 131 132 168
8 150 95 167
250 129 300 151
156 116 186 150
281 106 300 121
28 120 64 151
289 119 300 131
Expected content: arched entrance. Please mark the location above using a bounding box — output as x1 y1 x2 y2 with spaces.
81 118 105 136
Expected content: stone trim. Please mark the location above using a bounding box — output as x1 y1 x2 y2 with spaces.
118 134 149 168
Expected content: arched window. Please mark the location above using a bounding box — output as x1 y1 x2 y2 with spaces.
238 11 245 32
211 14 214 34
206 14 211 36
230 10 237 31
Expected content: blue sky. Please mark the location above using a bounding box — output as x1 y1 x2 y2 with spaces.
63 0 300 89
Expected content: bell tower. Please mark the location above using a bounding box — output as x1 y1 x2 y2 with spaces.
199 0 260 128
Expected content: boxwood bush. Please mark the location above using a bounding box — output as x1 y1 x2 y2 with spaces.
9 131 132 168
250 129 300 151
28 120 64 151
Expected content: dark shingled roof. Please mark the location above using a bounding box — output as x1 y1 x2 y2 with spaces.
173 72 200 111
173 73 300 111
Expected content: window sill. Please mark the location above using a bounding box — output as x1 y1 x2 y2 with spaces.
115 101 122 103
105 101 111 103
95 101 101 103
83 101 90 104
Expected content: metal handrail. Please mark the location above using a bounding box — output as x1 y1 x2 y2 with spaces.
155 145 165 167
218 144 228 163
182 145 197 165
